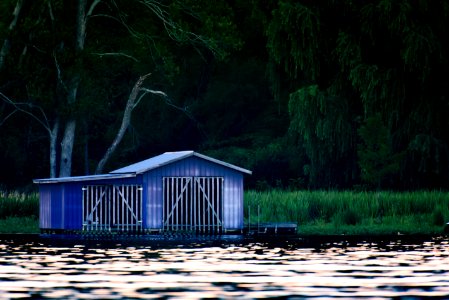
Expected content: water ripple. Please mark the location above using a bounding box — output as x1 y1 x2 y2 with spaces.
0 234 448 299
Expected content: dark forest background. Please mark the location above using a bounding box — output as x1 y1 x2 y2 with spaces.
0 0 448 191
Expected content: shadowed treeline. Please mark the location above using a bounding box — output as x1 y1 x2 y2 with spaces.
1 1 449 191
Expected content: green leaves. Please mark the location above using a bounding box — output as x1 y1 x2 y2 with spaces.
267 1 321 81
289 84 354 187
266 0 449 189
357 113 402 188
1 0 449 189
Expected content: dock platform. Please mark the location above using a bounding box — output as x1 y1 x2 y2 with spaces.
245 222 298 235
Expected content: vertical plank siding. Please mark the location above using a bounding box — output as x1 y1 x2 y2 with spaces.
82 185 143 232
38 154 247 233
39 177 142 231
144 156 244 231
161 177 224 233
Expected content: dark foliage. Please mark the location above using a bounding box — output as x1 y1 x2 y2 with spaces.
0 0 448 191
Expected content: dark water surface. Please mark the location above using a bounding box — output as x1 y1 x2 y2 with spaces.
0 234 448 299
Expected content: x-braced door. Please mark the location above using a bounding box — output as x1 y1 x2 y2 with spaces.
163 177 223 233
163 177 192 231
82 185 143 232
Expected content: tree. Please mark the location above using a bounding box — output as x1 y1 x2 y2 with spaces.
57 0 102 177
0 0 241 178
266 0 449 189
0 0 24 71
358 113 402 189
94 72 199 174
288 85 356 188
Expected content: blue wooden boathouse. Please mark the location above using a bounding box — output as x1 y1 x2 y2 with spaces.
33 151 252 234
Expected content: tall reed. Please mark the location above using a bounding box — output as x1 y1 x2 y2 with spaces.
245 190 449 234
0 190 39 219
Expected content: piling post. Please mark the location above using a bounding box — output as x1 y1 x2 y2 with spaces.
248 204 251 233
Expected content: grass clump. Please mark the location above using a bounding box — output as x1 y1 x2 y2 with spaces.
0 191 39 233
0 216 39 233
0 191 39 218
245 190 449 235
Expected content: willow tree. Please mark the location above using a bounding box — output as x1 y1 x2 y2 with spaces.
339 1 449 188
267 0 449 189
266 1 358 188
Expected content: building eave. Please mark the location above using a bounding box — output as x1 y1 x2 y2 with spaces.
33 173 137 184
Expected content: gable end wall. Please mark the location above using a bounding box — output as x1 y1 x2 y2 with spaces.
143 156 244 230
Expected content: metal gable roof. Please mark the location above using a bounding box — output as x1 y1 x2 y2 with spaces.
110 151 252 175
33 151 252 184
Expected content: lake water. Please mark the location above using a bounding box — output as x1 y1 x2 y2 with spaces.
0 234 448 299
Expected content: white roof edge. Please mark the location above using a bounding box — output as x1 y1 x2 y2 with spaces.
110 151 252 175
33 173 136 184
193 152 252 175
110 151 195 174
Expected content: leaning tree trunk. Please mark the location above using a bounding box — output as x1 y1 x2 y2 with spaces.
95 73 151 174
94 72 194 174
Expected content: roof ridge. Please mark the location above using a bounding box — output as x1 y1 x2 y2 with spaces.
110 151 252 175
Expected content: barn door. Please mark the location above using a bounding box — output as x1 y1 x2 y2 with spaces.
82 185 143 232
82 185 110 231
194 177 223 233
163 177 223 233
111 185 143 232
163 177 192 231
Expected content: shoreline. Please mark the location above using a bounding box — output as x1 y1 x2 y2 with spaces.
0 216 447 236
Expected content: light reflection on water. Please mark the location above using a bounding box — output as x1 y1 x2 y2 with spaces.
0 234 449 299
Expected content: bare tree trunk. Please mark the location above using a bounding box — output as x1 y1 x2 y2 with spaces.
83 120 90 175
59 119 76 177
59 74 80 177
49 119 59 178
0 0 24 70
0 91 60 178
57 0 101 177
58 0 85 177
95 73 151 174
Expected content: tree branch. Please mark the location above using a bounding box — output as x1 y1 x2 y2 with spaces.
90 52 139 62
140 88 207 138
0 109 18 127
47 0 55 23
0 92 51 134
87 0 102 17
107 0 224 59
53 51 69 93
